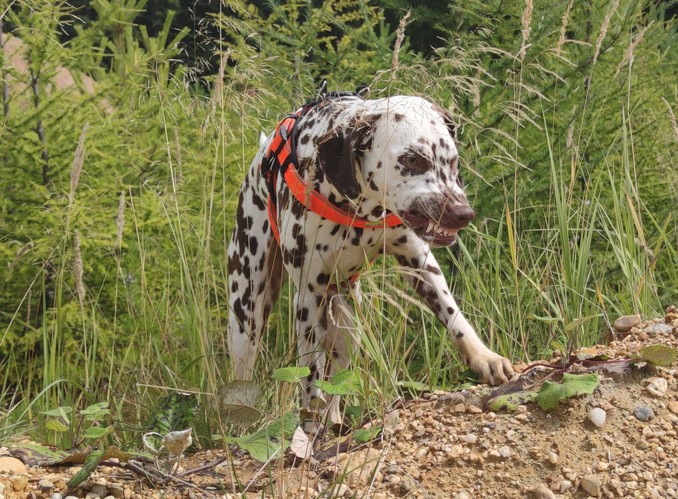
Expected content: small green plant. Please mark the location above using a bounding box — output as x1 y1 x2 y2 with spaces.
41 402 112 448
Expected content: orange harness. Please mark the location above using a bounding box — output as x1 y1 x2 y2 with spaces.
263 102 402 246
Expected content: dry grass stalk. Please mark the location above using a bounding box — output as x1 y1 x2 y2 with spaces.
556 0 574 57
614 22 653 77
74 230 85 306
593 0 620 65
69 123 89 203
391 10 411 74
116 190 125 250
518 0 533 62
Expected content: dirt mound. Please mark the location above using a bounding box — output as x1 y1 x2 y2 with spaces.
2 309 677 498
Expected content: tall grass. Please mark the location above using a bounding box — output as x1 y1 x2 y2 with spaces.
0 0 676 453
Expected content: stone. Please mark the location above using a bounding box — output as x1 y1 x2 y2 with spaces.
548 451 559 464
0 456 27 474
588 408 606 427
329 483 350 498
647 323 673 336
39 479 54 490
108 485 125 498
646 377 668 397
635 406 655 421
50 494 63 499
10 475 28 492
498 446 510 458
581 476 601 497
90 484 108 497
614 315 640 332
668 401 678 415
462 434 477 444
526 483 556 499
559 480 573 493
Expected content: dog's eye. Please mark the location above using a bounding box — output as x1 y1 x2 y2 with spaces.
399 152 430 174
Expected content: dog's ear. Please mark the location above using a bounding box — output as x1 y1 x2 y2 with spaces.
317 118 374 200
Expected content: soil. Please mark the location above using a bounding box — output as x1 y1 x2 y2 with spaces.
2 307 678 499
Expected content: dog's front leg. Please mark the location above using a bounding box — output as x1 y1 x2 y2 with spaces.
389 238 514 385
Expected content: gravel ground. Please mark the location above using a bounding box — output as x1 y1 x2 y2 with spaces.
2 306 677 498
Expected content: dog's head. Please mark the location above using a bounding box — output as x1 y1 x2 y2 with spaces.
316 96 472 247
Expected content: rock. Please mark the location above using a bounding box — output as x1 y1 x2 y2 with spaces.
454 491 472 499
559 479 573 493
548 451 558 464
588 407 606 427
498 446 510 458
50 494 63 499
462 434 477 444
107 485 124 499
581 476 602 497
634 406 655 421
90 484 108 497
668 401 678 415
526 483 556 499
331 448 383 487
400 475 416 492
614 315 640 332
39 479 55 490
646 323 673 336
10 475 28 492
646 377 668 397
0 456 27 474
415 447 428 459
328 483 350 498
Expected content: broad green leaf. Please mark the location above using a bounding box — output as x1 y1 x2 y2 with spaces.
217 381 263 425
640 344 677 366
80 402 110 420
272 366 311 383
315 370 360 396
487 390 538 412
353 426 382 443
45 419 69 432
82 426 113 439
234 412 299 463
41 406 73 418
536 373 599 411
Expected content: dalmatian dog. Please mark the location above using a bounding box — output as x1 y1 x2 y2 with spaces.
227 91 514 422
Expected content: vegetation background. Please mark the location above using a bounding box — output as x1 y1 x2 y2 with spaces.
0 0 676 448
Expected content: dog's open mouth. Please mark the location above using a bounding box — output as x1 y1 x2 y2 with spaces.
401 211 459 247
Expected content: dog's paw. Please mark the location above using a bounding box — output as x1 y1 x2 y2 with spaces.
467 348 514 386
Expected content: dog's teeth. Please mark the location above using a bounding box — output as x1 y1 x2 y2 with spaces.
426 221 435 233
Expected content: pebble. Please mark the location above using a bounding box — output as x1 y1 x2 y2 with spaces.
51 494 63 499
581 476 601 497
454 491 472 499
635 406 655 421
39 479 55 490
548 451 558 464
646 377 668 397
90 484 108 497
588 407 606 427
329 483 350 498
669 401 678 415
462 434 477 444
10 475 28 492
647 323 673 335
498 446 510 458
526 483 555 499
559 480 573 493
0 456 27 474
614 314 640 332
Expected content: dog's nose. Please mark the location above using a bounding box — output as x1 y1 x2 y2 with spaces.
449 205 475 228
